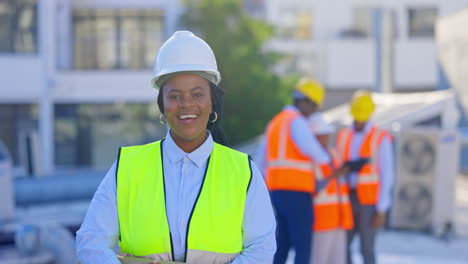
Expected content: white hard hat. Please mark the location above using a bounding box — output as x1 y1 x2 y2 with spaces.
151 31 221 89
308 112 335 135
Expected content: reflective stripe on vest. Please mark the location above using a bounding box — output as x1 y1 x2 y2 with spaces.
312 150 353 231
265 109 315 192
314 193 350 204
337 126 389 205
117 140 251 263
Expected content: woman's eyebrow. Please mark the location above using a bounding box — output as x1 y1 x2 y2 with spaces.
191 86 205 92
166 88 181 93
165 85 206 95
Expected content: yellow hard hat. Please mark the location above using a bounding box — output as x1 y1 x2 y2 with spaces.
350 90 375 122
294 78 325 106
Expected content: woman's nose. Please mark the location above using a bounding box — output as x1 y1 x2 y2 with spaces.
179 96 195 108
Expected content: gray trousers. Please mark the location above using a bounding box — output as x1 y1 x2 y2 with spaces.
312 229 346 264
346 191 377 264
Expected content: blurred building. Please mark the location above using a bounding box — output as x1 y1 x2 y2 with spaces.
243 0 265 18
263 0 468 94
0 0 181 172
1 0 468 173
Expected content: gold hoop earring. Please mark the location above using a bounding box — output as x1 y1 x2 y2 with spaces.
210 112 218 123
159 113 166 125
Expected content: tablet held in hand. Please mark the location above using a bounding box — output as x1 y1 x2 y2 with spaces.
344 158 369 172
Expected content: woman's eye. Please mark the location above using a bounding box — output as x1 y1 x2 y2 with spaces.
169 95 180 100
194 93 204 98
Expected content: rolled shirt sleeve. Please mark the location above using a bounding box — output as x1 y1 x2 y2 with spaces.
290 116 331 164
376 136 395 213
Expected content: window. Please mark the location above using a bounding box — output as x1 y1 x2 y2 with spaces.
0 0 37 53
276 8 313 40
408 7 437 38
275 52 318 77
73 9 164 70
340 7 398 39
55 103 166 168
0 104 38 166
352 7 373 37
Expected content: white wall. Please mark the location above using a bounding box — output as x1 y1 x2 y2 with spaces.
56 0 72 70
325 40 375 89
395 40 437 88
323 40 438 90
0 57 43 103
54 72 156 103
313 1 353 42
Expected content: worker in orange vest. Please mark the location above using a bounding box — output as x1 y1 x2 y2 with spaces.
308 112 353 264
257 78 349 264
335 90 394 264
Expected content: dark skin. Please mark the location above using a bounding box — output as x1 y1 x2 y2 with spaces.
315 134 350 179
294 98 318 117
295 98 351 178
372 212 386 229
353 121 366 132
353 120 386 229
316 134 330 149
161 73 212 153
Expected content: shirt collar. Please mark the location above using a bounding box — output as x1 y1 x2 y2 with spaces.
163 130 214 168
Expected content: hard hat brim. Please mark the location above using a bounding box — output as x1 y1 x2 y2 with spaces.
152 64 221 89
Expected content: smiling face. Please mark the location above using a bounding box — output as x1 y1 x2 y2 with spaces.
162 73 212 151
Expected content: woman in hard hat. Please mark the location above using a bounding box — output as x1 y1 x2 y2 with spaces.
76 31 276 264
308 112 353 264
335 90 394 264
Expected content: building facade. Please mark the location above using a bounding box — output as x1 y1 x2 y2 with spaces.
264 0 467 91
0 0 182 173
1 0 467 173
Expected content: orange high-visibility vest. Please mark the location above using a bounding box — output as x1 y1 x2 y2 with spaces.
336 126 391 205
313 149 353 231
265 109 315 193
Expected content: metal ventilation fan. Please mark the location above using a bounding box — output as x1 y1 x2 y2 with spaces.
400 135 436 176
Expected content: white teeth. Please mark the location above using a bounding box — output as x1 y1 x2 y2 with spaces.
180 114 198 120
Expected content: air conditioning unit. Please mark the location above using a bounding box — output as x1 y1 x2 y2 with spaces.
390 128 459 235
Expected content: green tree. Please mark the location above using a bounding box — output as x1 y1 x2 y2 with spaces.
181 0 296 145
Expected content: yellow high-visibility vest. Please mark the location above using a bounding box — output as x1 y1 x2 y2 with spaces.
116 140 251 263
